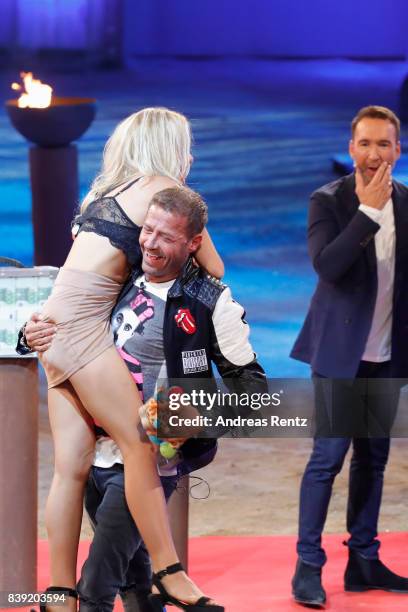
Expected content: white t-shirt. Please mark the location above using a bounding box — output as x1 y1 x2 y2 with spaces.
93 275 179 476
359 199 395 362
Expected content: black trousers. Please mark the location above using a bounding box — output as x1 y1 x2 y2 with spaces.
297 361 400 567
77 465 178 612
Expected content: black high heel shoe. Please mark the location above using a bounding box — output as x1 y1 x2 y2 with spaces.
30 586 78 612
148 563 224 611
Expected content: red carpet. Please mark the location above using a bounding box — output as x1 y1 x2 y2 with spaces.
7 533 408 611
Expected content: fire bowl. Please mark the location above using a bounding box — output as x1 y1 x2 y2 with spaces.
5 97 96 148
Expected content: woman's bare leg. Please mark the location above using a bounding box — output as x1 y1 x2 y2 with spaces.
46 381 95 610
70 346 214 605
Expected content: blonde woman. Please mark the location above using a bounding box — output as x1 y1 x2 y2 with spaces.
35 108 224 611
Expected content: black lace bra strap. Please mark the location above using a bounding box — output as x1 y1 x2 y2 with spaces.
112 176 143 197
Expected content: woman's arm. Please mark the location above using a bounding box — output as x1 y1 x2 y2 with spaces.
195 228 224 278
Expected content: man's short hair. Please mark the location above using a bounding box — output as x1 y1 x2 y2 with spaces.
351 105 400 140
149 186 208 237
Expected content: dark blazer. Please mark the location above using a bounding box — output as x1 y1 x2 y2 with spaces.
291 173 408 378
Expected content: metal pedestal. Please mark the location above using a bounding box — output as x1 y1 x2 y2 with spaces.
168 476 189 571
0 358 38 604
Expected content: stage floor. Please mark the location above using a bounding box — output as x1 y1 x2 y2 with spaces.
5 533 407 611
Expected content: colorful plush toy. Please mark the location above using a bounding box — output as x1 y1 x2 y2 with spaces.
139 386 185 459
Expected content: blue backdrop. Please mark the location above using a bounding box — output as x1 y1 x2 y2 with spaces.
123 0 408 59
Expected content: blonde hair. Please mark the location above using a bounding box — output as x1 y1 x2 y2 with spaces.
81 107 192 211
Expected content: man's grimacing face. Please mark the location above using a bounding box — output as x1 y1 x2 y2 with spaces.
349 117 401 185
139 205 202 282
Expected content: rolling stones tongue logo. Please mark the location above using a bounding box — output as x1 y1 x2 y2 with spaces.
174 308 196 334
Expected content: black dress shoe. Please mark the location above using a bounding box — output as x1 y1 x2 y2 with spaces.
344 548 408 593
292 558 326 608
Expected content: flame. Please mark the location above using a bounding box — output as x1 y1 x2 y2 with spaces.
11 72 53 108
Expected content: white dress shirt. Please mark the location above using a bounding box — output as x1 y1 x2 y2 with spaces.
358 199 395 362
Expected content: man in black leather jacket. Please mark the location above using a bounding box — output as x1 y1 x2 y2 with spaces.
18 188 267 612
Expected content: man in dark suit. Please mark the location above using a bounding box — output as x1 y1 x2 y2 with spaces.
290 106 408 607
